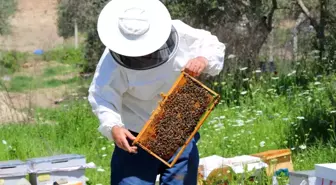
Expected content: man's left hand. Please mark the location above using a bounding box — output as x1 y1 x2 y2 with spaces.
184 56 209 77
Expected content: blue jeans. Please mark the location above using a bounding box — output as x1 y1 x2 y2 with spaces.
111 131 200 185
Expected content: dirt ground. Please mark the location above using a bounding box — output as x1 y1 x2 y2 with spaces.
0 84 76 124
0 60 81 124
0 0 64 52
0 0 87 124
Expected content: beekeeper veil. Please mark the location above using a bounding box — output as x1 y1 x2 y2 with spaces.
97 0 179 70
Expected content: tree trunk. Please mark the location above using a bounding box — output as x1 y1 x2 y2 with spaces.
318 0 326 60
213 17 271 72
293 13 307 61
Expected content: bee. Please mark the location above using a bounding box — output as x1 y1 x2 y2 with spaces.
141 76 213 161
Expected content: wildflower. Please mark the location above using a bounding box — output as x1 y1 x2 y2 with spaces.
246 119 253 123
228 54 236 59
299 145 307 150
255 70 261 73
256 110 263 115
2 140 7 145
291 147 295 150
101 147 106 150
241 91 247 95
2 76 10 81
209 120 217 124
238 114 245 118
234 120 244 127
214 123 224 128
97 167 105 172
297 116 305 120
287 70 296 77
240 67 248 71
259 141 265 147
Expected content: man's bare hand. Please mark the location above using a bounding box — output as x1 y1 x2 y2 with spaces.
112 126 138 153
184 56 209 77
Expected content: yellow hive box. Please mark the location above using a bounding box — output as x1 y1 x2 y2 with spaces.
252 149 294 176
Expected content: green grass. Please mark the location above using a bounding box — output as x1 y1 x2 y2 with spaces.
0 64 82 92
2 75 34 91
1 75 81 92
1 60 336 184
1 73 336 184
42 65 75 77
42 76 81 88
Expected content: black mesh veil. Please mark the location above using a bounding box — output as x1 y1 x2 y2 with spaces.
109 26 178 70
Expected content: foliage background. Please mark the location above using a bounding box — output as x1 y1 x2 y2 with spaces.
0 0 336 184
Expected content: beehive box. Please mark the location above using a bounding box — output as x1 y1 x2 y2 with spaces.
27 154 86 185
133 71 220 167
288 170 316 185
315 163 336 185
0 160 29 185
251 149 293 176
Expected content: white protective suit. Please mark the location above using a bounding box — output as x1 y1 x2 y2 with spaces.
88 20 226 141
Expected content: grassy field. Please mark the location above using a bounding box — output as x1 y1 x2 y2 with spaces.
0 50 336 185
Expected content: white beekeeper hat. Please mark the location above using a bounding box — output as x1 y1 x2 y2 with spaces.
97 0 173 57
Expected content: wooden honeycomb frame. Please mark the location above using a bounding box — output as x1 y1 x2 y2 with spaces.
132 71 220 167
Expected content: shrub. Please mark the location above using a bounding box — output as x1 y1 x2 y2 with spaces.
0 50 28 73
42 46 85 66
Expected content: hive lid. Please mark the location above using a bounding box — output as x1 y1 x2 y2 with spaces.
26 154 86 173
0 160 25 168
26 154 84 164
0 160 28 177
289 170 315 178
315 163 336 181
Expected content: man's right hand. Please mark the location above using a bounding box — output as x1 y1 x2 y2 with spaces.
112 126 138 153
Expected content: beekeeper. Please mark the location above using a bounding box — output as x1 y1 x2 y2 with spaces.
88 0 225 184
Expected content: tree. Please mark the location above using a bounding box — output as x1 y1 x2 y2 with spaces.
57 0 109 72
165 0 289 73
295 0 336 73
0 0 17 35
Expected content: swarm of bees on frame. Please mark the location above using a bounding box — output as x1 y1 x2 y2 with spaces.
140 77 212 160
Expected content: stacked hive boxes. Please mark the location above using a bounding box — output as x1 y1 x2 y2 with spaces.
27 154 87 185
0 154 88 185
0 160 29 185
315 164 336 185
288 163 336 185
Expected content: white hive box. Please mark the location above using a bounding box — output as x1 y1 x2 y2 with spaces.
0 160 29 185
27 154 87 185
315 163 336 185
288 170 316 185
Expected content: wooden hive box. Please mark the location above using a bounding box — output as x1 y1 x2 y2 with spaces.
132 71 220 167
251 149 294 176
